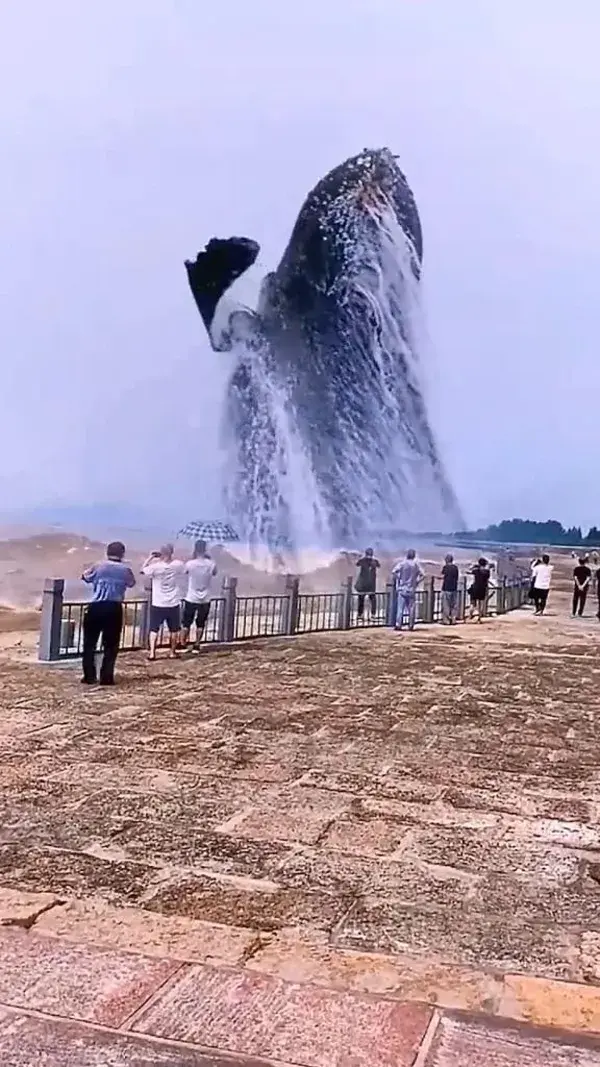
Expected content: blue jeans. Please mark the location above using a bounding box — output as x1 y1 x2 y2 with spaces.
442 590 459 623
396 591 416 630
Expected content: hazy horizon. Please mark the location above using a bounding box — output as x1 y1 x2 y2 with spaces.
2 1 600 529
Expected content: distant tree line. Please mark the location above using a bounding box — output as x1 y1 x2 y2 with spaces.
460 519 600 546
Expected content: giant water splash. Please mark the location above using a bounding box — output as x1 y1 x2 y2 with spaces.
185 148 463 554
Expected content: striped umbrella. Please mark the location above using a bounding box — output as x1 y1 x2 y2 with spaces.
177 519 240 544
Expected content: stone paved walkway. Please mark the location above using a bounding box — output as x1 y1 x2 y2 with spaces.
2 601 600 1063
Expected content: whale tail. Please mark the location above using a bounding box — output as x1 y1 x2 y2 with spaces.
185 237 260 341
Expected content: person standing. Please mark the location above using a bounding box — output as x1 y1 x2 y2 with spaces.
441 553 460 624
529 555 542 607
532 553 553 616
572 556 592 617
182 539 218 650
81 541 136 685
355 547 380 619
468 557 491 622
141 544 185 660
392 549 424 631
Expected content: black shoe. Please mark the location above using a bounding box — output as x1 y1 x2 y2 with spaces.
81 678 97 685
99 678 115 686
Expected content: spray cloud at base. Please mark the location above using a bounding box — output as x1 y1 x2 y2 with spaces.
185 148 463 562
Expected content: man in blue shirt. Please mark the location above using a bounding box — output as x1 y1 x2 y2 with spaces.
81 541 136 685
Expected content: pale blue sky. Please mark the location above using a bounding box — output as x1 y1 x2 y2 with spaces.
1 0 599 528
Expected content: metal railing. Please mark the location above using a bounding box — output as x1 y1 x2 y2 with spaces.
37 574 531 662
234 595 289 640
297 592 343 633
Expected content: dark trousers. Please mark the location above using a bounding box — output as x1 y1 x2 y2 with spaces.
82 601 123 684
535 588 549 613
357 592 377 617
573 587 588 616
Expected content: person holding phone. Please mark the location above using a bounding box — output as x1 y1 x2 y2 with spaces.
181 539 218 650
531 553 553 616
141 544 185 660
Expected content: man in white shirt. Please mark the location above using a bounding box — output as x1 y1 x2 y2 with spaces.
182 539 218 651
532 553 553 616
141 544 185 659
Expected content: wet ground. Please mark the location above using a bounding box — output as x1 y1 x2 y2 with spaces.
2 598 600 1064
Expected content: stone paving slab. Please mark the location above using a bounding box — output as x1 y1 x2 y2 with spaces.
245 932 504 1011
0 842 157 905
337 897 579 979
0 886 62 928
130 965 433 1067
36 898 259 967
408 827 583 886
231 786 354 846
423 1013 600 1066
0 927 180 1027
145 873 354 934
499 976 600 1038
0 1008 278 1067
112 823 293 877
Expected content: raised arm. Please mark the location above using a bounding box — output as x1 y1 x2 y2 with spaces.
124 567 136 589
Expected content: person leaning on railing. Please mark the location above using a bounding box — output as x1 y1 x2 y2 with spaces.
80 541 136 686
440 553 459 625
392 549 424 632
354 547 380 619
468 557 491 623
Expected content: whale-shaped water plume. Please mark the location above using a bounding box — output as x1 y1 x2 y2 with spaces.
184 147 464 553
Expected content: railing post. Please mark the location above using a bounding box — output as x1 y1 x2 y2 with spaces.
425 575 435 623
386 576 397 627
498 577 506 614
38 578 64 661
219 575 237 643
337 576 353 629
283 574 300 635
139 590 152 647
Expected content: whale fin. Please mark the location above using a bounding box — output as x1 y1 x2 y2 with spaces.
185 237 260 340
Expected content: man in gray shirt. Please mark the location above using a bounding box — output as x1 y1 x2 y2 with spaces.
392 549 424 631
